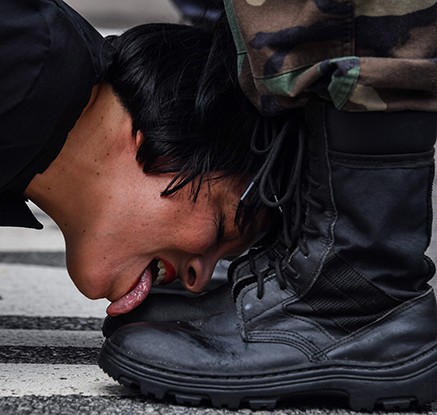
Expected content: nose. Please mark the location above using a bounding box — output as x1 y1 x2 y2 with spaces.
180 255 218 293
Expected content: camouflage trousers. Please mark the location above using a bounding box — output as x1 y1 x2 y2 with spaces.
224 0 437 114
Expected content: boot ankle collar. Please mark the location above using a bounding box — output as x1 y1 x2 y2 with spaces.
329 149 434 169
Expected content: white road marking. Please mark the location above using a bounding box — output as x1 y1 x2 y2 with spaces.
0 204 64 252
0 264 109 318
0 364 136 397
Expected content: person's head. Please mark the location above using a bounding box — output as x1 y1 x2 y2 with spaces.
98 22 269 301
31 21 274 314
105 21 264 208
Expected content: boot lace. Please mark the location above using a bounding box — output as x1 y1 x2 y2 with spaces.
240 117 324 299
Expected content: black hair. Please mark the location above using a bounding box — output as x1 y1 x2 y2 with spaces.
105 20 274 230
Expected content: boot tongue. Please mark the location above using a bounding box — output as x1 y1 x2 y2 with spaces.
232 274 258 302
233 273 295 325
231 238 291 301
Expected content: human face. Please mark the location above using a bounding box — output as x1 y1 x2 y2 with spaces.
63 172 265 316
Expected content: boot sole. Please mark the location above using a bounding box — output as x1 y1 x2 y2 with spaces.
98 340 437 411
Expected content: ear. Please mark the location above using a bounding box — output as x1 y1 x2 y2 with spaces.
134 131 144 149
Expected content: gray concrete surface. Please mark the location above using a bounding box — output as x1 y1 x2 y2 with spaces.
1 1 437 414
65 0 179 27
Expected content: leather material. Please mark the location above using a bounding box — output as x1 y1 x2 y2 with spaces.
325 105 437 155
325 291 437 362
102 280 233 338
104 289 437 374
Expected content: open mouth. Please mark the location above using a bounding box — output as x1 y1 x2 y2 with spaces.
150 258 176 286
106 258 177 317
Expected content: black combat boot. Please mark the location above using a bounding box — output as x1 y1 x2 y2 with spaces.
99 103 437 411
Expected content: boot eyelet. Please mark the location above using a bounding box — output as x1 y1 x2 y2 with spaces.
301 249 309 258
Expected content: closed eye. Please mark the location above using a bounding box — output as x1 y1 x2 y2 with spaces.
216 213 225 244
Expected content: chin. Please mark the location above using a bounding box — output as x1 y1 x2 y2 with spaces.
66 260 109 300
75 279 108 300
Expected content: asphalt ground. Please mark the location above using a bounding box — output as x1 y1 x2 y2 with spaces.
2 1 437 414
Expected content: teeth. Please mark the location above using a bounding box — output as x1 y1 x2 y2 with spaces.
153 260 167 285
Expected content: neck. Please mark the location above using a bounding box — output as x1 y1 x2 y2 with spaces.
25 83 135 234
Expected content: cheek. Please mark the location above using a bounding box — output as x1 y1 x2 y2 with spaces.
165 212 217 253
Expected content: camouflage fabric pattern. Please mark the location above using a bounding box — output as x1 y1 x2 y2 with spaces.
224 0 437 114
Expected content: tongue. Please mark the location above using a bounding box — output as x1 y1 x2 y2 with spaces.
106 265 153 316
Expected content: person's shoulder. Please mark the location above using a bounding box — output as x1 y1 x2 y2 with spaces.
0 0 51 118
42 0 115 79
0 0 114 193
